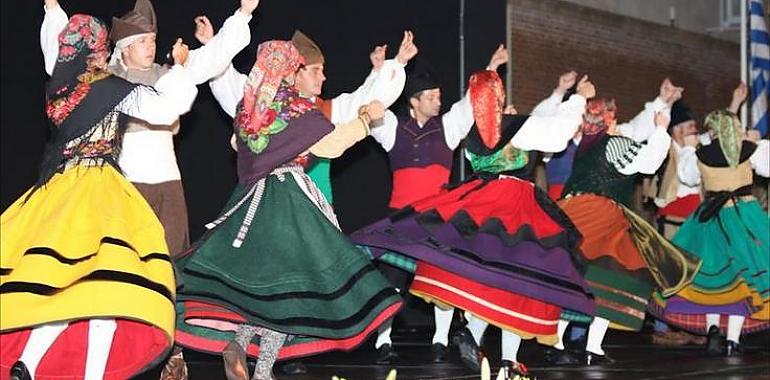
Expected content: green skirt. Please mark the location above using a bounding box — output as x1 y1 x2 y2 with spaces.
175 171 402 359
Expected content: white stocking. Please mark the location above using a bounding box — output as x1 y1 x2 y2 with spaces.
465 313 489 345
705 313 721 330
501 332 522 363
432 306 454 346
375 323 393 349
585 317 610 355
19 322 69 377
726 315 745 344
554 319 570 350
84 319 117 380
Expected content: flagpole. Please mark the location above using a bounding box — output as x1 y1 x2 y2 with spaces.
459 0 466 181
741 0 748 128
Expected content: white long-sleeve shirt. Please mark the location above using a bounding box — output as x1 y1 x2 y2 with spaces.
209 59 407 123
370 93 474 152
509 94 587 153
679 139 770 186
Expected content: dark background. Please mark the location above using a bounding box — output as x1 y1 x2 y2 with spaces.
0 0 505 238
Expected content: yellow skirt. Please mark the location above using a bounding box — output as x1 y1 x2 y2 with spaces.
0 165 175 339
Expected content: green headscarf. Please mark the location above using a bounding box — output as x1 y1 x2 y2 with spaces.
704 109 743 167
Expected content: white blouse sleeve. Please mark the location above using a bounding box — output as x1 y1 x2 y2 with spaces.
616 127 672 175
509 94 586 153
442 92 474 150
209 64 247 118
116 64 198 125
369 110 398 152
677 145 702 186
330 59 407 124
41 4 69 76
184 10 252 85
617 97 669 143
750 139 770 177
530 91 563 117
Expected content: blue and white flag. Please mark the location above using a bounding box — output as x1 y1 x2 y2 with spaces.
749 0 769 136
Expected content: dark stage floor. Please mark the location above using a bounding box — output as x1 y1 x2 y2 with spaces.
136 328 770 380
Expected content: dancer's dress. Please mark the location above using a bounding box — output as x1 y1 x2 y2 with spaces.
352 70 594 344
174 64 402 360
558 130 701 332
1 14 196 378
652 139 770 335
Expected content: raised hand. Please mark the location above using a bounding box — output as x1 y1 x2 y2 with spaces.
172 38 190 66
659 78 684 106
728 82 748 114
503 104 517 115
654 111 670 129
240 0 260 15
44 0 59 9
395 30 418 65
575 75 595 99
487 44 508 72
745 129 761 142
370 44 387 71
365 100 385 121
194 16 214 45
556 71 578 94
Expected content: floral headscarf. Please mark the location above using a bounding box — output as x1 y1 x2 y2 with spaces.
577 98 617 156
469 70 504 149
235 40 314 154
704 109 743 167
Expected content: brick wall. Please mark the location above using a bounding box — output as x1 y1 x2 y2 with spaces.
508 0 740 126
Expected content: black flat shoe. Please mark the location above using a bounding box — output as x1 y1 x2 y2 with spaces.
706 325 723 356
584 350 615 366
544 348 580 366
431 343 448 363
725 340 743 357
376 343 398 364
452 327 481 372
9 361 31 380
278 360 307 375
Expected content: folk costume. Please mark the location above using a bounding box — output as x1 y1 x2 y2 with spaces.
1 13 197 379
172 40 403 380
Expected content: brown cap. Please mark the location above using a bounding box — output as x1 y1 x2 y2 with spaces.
291 30 324 66
111 0 157 43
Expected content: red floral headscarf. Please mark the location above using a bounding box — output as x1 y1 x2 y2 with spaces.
469 70 505 149
577 98 617 156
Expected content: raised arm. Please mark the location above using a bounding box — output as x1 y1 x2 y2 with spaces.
209 64 247 118
41 0 68 75
677 135 702 186
117 64 198 125
310 101 383 158
616 114 672 175
329 31 416 124
531 71 578 117
509 75 594 152
183 0 257 85
617 78 681 142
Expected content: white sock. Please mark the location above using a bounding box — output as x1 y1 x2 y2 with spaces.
432 306 454 346
19 322 69 376
375 322 393 349
705 313 720 330
465 313 489 345
501 332 522 363
585 317 610 356
554 320 570 350
726 315 745 344
84 319 117 380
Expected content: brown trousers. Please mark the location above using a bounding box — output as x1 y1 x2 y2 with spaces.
133 180 190 257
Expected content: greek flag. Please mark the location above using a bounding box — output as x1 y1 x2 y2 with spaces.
749 0 769 136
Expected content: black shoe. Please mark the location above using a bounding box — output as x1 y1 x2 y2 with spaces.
9 361 31 380
584 350 615 366
431 343 448 363
278 360 307 375
725 340 743 357
376 344 398 364
452 327 481 372
544 348 580 366
706 325 723 356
